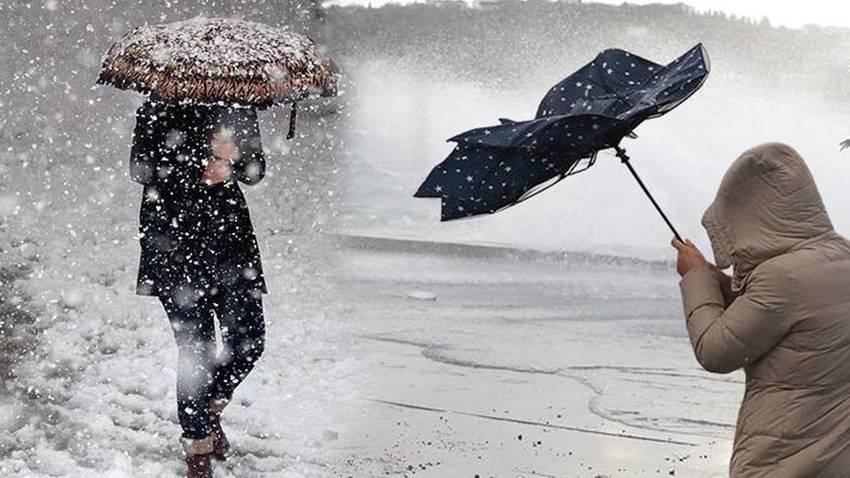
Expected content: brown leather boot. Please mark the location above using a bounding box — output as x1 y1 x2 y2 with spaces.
209 414 231 460
182 437 214 478
209 398 231 460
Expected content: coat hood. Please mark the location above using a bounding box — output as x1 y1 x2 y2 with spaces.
702 143 833 291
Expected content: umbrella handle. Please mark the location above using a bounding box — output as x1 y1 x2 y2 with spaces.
614 145 684 243
286 102 298 140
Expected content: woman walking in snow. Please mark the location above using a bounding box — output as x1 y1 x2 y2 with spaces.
130 97 267 478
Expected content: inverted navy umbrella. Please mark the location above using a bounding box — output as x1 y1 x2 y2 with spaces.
415 44 710 241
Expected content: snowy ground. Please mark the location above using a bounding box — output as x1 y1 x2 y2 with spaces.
0 225 358 478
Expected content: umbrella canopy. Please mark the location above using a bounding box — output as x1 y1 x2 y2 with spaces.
415 44 709 228
98 17 339 107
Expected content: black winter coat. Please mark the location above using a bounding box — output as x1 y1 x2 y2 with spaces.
130 100 267 300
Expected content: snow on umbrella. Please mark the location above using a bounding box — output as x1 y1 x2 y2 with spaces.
415 44 710 241
98 17 340 137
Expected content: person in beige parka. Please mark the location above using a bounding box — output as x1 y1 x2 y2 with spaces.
673 143 850 477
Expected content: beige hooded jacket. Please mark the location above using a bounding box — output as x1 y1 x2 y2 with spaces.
680 143 850 477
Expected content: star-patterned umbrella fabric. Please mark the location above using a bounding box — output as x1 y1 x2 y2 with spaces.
415 44 710 221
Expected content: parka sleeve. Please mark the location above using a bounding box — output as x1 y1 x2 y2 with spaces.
679 265 791 374
231 109 266 186
129 103 163 185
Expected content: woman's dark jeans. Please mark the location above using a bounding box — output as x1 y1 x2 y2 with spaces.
159 287 265 439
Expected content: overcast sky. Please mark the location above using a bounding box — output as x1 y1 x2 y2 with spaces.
328 0 850 29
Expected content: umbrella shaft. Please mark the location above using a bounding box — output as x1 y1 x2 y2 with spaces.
287 103 298 140
614 146 684 243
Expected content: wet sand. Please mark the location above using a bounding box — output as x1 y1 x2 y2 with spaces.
327 235 737 477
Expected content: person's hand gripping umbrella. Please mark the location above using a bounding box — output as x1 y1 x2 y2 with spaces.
415 44 710 242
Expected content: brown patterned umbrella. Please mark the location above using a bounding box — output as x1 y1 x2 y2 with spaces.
98 17 340 137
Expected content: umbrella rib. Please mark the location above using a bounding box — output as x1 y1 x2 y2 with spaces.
512 173 568 206
512 152 594 206
582 77 633 108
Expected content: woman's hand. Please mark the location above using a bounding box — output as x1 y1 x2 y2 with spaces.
201 158 233 185
211 130 240 163
672 238 712 277
201 131 240 185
